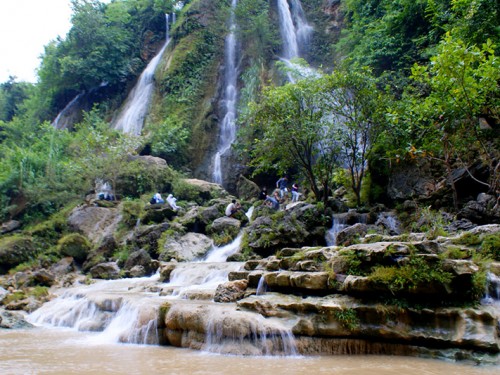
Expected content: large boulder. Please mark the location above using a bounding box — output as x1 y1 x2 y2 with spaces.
214 279 249 302
206 217 241 245
236 175 260 201
67 205 122 245
123 249 156 276
159 233 213 262
89 262 121 279
57 233 92 264
132 223 170 257
0 236 37 274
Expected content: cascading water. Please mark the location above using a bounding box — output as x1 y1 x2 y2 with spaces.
276 0 314 82
325 214 348 246
51 92 84 129
28 206 297 355
112 14 172 135
212 0 239 186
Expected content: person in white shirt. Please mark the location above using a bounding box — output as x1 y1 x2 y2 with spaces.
166 194 180 211
225 199 241 217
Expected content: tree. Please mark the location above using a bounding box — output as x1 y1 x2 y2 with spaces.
400 33 500 208
250 76 342 206
321 67 388 206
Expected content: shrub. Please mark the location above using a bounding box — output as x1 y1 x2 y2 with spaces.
369 255 452 293
481 234 500 261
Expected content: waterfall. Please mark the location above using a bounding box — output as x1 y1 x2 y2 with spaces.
51 92 84 129
482 272 500 306
325 214 348 246
112 14 172 135
276 0 312 60
212 0 239 186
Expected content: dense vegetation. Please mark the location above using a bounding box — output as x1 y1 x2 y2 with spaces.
0 0 498 228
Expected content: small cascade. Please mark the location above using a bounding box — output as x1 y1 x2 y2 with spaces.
482 272 500 306
375 211 401 235
28 276 164 345
51 92 84 129
325 214 348 246
113 14 172 135
204 311 298 356
212 0 239 186
256 276 268 296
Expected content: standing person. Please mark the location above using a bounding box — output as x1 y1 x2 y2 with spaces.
276 176 288 199
225 199 241 217
291 183 300 202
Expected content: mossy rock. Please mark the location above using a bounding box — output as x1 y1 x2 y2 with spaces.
57 233 92 263
0 236 37 274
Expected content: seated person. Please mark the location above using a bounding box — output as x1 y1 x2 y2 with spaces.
264 194 280 210
154 192 164 204
166 194 180 211
225 199 241 217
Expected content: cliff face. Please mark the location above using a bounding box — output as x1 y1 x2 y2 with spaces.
146 0 341 193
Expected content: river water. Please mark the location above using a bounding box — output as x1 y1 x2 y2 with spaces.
0 327 498 375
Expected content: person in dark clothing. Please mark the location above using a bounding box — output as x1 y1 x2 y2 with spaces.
259 187 267 200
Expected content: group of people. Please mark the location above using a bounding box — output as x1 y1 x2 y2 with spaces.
150 192 180 211
260 176 301 210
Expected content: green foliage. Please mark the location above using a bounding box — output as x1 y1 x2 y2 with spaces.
0 78 33 121
338 249 365 275
121 200 144 228
480 234 500 261
440 246 469 260
369 255 452 293
333 308 360 330
113 245 132 264
452 232 481 247
29 286 50 299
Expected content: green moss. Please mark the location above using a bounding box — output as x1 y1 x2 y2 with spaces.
2 291 26 305
441 246 469 260
29 286 49 299
57 233 92 263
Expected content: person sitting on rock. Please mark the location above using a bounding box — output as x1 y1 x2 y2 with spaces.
264 194 280 210
154 192 164 204
225 199 241 217
166 194 180 211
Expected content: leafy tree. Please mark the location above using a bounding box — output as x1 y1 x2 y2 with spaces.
393 34 500 208
0 78 33 122
70 108 143 199
249 76 341 205
321 67 389 206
